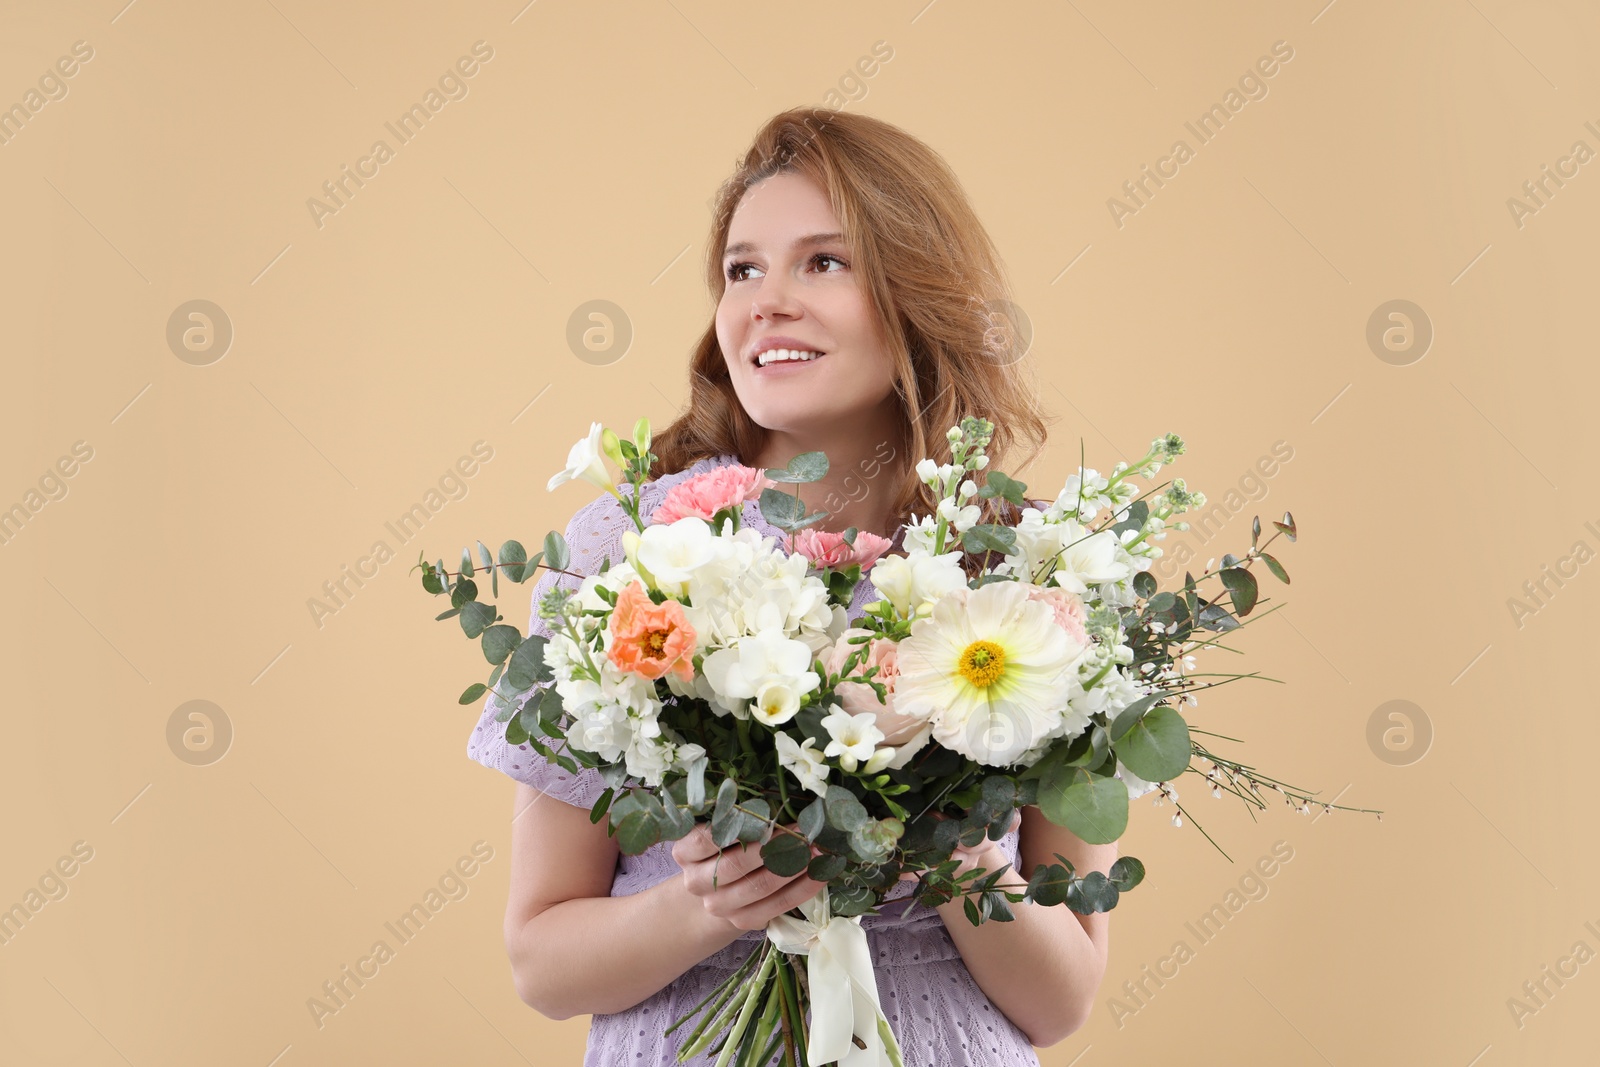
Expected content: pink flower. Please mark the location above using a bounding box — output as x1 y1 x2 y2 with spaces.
821 628 926 746
1026 585 1090 648
649 464 775 525
792 528 894 572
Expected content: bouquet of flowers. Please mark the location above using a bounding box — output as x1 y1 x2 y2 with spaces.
419 415 1367 1066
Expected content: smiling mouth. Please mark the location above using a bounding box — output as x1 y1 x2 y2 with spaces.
754 348 827 369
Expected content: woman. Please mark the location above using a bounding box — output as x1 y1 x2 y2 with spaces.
468 107 1116 1065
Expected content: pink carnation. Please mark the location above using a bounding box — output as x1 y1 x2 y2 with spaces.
791 528 894 572
1026 585 1090 647
650 464 775 525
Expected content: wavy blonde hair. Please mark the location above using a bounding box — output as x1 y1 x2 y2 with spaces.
652 107 1056 572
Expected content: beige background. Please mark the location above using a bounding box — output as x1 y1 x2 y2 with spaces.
1 0 1594 1063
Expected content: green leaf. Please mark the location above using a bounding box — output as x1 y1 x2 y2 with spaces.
481 624 521 665
1114 705 1191 782
1219 567 1258 616
421 567 443 595
757 487 802 527
434 607 461 621
506 635 550 690
1039 765 1129 845
458 682 487 705
976 470 1028 506
450 577 479 610
543 531 570 573
476 539 494 574
1109 855 1146 891
764 452 829 483
1273 510 1297 541
498 540 529 583
458 601 496 639
807 853 846 881
1112 499 1150 538
459 547 474 579
504 714 528 746
1064 724 1111 768
830 885 875 916
824 786 869 832
1251 515 1261 548
798 797 826 841
656 791 695 840
710 779 742 848
616 810 661 854
736 798 771 846
761 831 812 876
1260 552 1290 585
589 787 614 824
1066 870 1120 913
962 524 1017 556
1132 571 1157 599
1108 694 1161 743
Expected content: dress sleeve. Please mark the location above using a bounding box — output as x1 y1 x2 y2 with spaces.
464 487 639 809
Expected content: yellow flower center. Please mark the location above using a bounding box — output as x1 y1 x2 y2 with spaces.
957 640 1007 688
644 629 669 657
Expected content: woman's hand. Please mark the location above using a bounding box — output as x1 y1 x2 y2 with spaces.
671 821 827 932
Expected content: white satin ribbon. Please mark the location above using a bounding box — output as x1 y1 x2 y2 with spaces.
765 886 895 1066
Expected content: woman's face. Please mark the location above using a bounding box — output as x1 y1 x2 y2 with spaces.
716 171 898 440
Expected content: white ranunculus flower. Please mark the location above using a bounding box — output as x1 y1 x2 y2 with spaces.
547 422 618 496
701 629 820 712
868 549 968 621
776 732 830 797
636 518 718 598
819 704 885 773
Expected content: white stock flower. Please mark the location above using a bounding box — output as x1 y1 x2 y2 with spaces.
776 732 831 797
819 704 885 773
547 422 618 495
868 549 968 620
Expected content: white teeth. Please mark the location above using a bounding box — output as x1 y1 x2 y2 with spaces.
756 348 824 367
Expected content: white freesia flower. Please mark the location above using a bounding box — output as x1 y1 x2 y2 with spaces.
752 681 803 727
868 549 968 620
776 732 830 797
893 581 1085 766
547 422 618 496
636 518 718 599
819 704 885 773
701 629 820 725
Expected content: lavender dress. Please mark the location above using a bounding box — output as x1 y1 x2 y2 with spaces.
467 454 1040 1066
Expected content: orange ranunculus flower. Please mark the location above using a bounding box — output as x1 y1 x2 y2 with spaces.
607 581 697 682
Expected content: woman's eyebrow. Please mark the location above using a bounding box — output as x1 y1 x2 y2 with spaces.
723 232 844 259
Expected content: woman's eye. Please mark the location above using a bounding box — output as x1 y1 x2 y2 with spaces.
725 253 848 283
